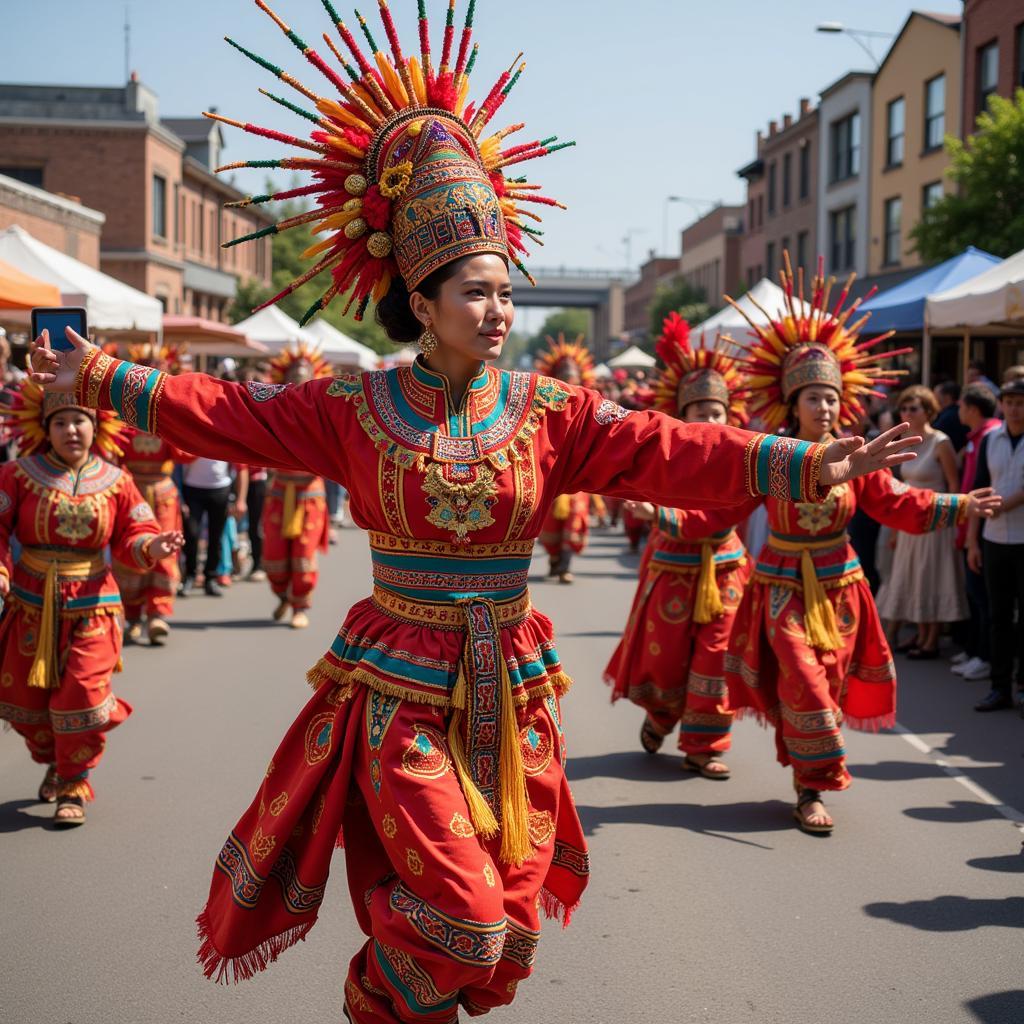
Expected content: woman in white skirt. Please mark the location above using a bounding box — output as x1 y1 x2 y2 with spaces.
877 385 965 658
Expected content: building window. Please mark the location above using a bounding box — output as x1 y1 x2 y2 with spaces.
767 161 777 215
1017 24 1024 90
978 41 999 114
829 205 856 273
0 166 44 187
883 197 902 266
796 230 808 272
782 152 792 208
798 143 810 200
886 97 905 167
830 112 860 183
152 174 167 239
766 242 776 281
924 74 946 151
757 195 763 227
748 199 755 229
922 180 944 211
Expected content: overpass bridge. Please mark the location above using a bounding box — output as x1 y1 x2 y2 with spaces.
515 267 636 360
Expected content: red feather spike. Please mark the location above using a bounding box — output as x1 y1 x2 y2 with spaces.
454 0 475 76
440 0 456 70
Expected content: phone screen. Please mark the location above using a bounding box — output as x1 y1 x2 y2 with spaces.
33 308 86 353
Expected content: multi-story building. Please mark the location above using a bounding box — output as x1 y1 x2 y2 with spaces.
737 99 818 287
817 71 874 279
0 75 273 319
623 252 680 339
868 12 961 276
961 0 1024 133
678 204 744 304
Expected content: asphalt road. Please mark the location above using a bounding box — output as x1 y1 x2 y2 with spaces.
2 525 1022 1024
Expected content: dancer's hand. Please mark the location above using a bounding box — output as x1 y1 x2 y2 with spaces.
966 487 1001 519
0 574 8 597
623 500 655 521
819 423 921 488
28 328 92 392
148 531 185 560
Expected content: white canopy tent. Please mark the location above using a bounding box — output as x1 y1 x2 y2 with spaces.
926 248 1023 329
691 277 809 350
232 305 318 354
303 318 379 370
607 345 656 369
0 225 162 333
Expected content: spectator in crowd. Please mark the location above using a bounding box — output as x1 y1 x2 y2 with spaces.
877 385 965 658
952 385 1002 681
967 360 999 396
1002 364 1024 385
968 378 1024 712
933 381 969 452
180 457 241 597
240 368 269 582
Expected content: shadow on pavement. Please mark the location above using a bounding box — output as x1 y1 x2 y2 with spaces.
967 853 1024 874
863 895 1024 931
574 798 793 842
557 629 624 639
169 618 283 631
847 759 947 781
903 800 1007 824
964 990 1024 1023
567 750 696 783
0 798 50 833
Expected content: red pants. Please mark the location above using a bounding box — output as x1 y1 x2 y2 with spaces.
115 477 181 622
263 495 327 610
0 609 130 799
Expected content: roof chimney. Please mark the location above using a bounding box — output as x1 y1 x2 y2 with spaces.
799 96 811 117
783 113 793 129
768 119 778 137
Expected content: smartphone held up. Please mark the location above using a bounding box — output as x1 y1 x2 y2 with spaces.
31 307 87 353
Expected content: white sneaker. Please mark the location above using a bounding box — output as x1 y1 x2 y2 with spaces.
961 658 992 681
950 652 970 666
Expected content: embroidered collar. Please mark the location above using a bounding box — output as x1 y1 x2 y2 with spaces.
18 452 124 497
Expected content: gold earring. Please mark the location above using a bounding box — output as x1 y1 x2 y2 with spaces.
419 327 438 356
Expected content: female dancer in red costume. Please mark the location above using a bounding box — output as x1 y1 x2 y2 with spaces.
604 314 751 778
32 6 918 1017
680 257 999 833
262 343 331 629
0 383 182 825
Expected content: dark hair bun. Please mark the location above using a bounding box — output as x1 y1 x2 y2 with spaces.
375 275 422 345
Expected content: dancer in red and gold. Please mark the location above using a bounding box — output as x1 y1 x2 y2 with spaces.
536 334 596 583
605 314 751 778
0 382 182 826
115 343 191 646
262 343 331 629
681 257 999 833
32 6 918 1015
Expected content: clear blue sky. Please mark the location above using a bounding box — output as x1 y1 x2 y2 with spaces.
6 0 960 277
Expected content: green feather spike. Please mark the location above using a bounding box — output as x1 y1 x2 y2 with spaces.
464 43 479 76
354 10 380 54
285 29 309 53
520 224 544 236
217 160 284 171
502 65 524 95
509 175 527 183
222 224 278 249
299 296 326 326
539 135 556 147
545 141 576 155
225 36 284 78
465 0 476 28
259 88 321 125
320 0 343 24
417 0 426 18
445 0 455 27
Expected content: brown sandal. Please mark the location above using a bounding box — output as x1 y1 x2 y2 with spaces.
683 754 731 780
793 788 834 835
639 717 666 754
37 765 59 804
53 795 86 829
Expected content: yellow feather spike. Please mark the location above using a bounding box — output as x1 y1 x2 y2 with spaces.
375 52 408 107
321 135 365 158
302 234 340 259
315 98 372 134
455 74 470 116
408 56 428 106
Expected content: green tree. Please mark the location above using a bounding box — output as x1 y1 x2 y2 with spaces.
528 308 592 356
913 89 1024 262
648 277 711 341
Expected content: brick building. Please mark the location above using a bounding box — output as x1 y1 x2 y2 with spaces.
962 0 1024 132
623 253 679 339
737 99 818 286
678 204 744 304
0 76 273 319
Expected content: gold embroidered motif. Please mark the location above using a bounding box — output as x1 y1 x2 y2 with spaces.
53 495 97 541
406 847 425 876
422 462 497 543
449 812 475 838
382 813 398 838
312 794 326 834
269 792 289 816
795 487 838 535
251 826 276 862
483 863 496 887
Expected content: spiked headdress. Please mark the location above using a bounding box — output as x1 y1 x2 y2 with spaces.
4 380 128 459
652 313 748 426
209 0 573 325
725 254 910 431
270 341 333 383
127 342 189 375
534 333 595 387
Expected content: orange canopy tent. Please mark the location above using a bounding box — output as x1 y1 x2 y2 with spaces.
0 257 61 310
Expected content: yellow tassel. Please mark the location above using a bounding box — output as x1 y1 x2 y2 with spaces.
497 660 532 866
447 710 499 839
693 542 725 625
281 483 304 540
552 494 570 521
27 562 58 689
450 664 467 710
800 548 841 650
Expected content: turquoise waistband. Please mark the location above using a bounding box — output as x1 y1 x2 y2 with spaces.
370 548 532 602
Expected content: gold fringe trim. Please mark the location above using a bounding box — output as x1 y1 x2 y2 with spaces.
752 569 864 593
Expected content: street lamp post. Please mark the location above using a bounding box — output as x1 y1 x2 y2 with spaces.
815 22 894 69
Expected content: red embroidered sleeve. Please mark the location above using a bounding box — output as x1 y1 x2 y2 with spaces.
855 470 969 533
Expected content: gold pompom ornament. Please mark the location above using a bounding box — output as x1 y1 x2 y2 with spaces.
367 232 393 259
344 217 368 240
345 173 368 197
343 198 363 213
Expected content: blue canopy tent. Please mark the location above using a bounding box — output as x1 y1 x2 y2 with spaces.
860 247 1000 384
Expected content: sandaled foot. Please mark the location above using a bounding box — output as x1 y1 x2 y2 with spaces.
37 764 58 804
290 610 310 630
558 571 574 584
683 754 731 780
53 796 86 829
125 621 144 645
793 788 834 835
639 717 667 754
272 599 289 622
147 617 170 645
